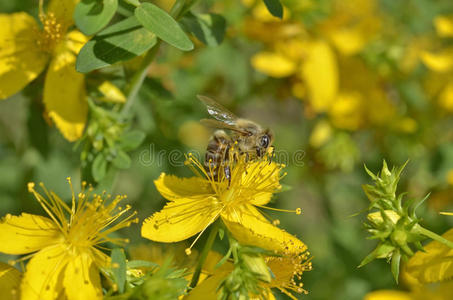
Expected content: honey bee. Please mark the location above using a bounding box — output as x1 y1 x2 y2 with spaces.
198 95 274 183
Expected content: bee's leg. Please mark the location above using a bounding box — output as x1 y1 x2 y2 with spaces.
224 165 231 187
223 144 232 187
256 147 262 158
268 145 275 165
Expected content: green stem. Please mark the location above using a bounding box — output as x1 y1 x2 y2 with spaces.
120 41 161 117
415 225 453 249
189 221 219 288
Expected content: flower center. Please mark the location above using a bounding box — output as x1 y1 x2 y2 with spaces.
37 13 64 53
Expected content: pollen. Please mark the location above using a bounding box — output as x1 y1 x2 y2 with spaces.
266 247 312 298
36 12 64 53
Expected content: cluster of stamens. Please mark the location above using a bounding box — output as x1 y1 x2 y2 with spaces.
36 12 63 53
266 245 313 299
21 178 138 259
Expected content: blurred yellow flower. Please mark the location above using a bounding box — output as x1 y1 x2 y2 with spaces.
142 154 305 254
186 249 311 300
328 92 363 130
0 0 88 141
0 262 21 300
404 228 453 284
364 281 453 300
321 0 381 56
434 15 453 38
0 179 137 300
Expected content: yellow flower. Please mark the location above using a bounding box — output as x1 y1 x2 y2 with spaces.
321 0 381 56
142 153 305 254
364 281 453 300
0 0 88 141
404 228 453 284
0 178 138 300
185 250 312 300
0 262 21 300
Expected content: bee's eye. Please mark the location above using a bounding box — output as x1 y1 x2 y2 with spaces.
260 135 270 148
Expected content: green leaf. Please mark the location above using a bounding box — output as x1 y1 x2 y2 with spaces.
76 16 157 73
135 2 193 51
74 0 118 35
123 0 140 6
112 150 131 169
111 248 127 293
120 130 146 151
127 260 159 269
391 249 401 283
180 13 226 47
218 227 225 240
92 153 107 182
263 0 283 19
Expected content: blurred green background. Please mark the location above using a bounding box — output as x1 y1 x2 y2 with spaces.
1 0 453 299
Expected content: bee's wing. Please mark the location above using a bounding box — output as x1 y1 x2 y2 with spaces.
200 119 249 135
197 95 238 126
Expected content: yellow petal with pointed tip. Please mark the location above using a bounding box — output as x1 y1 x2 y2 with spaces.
405 228 453 284
0 262 21 300
301 40 338 112
0 213 62 255
251 52 297 78
420 50 453 73
141 197 221 242
44 31 88 142
20 244 67 300
63 252 102 300
364 290 412 300
222 206 306 254
0 13 48 99
154 173 214 201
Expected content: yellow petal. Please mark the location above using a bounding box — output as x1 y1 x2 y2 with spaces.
142 174 221 242
434 15 453 38
185 271 228 300
97 81 126 103
47 0 79 30
222 206 306 254
0 13 48 99
405 228 453 284
44 32 88 142
309 120 332 148
328 27 366 56
301 40 338 112
251 52 297 78
0 262 21 300
439 81 453 112
0 213 62 255
154 173 214 201
21 244 67 300
328 92 363 130
63 252 102 300
364 290 413 300
142 199 221 242
420 50 453 73
243 161 281 206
